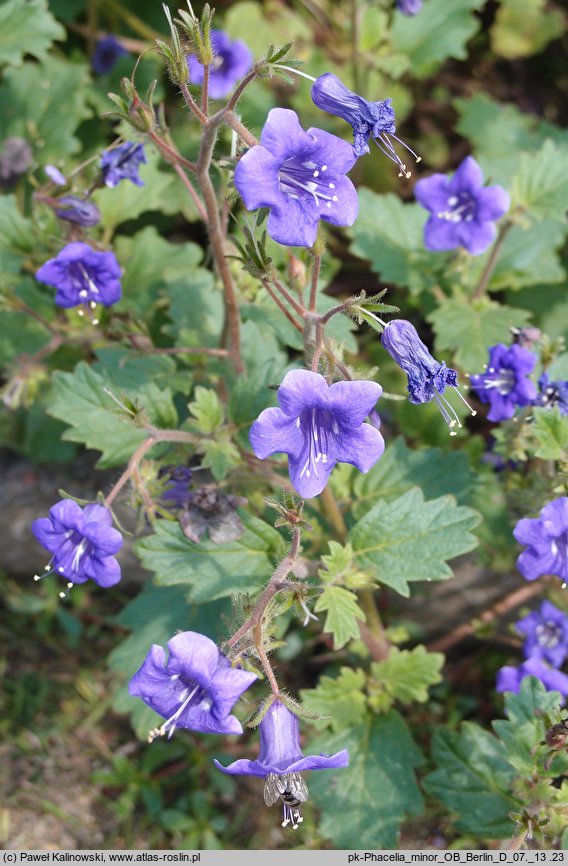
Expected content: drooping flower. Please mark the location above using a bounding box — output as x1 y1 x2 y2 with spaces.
35 242 122 317
249 369 384 498
535 372 568 415
45 164 66 186
380 319 475 433
214 700 349 829
234 108 359 248
32 499 122 589
414 156 510 255
92 35 128 75
159 464 193 510
179 486 247 544
100 142 146 188
0 137 33 185
54 196 101 227
514 497 568 584
516 600 568 668
311 72 419 173
396 0 423 14
469 343 537 422
496 661 568 703
187 30 253 100
129 631 257 738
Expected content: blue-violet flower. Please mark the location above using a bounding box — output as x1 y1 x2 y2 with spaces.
32 499 122 589
100 142 146 188
45 165 66 186
214 700 349 829
516 600 568 668
311 72 419 172
535 372 568 415
187 30 253 100
469 343 537 422
234 107 359 248
396 0 423 14
35 242 122 318
381 319 475 433
129 631 257 739
496 661 568 703
0 137 33 185
54 196 101 227
414 156 510 255
249 369 384 498
514 497 568 584
92 35 128 75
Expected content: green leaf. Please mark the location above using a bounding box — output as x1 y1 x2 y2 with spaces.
48 359 177 467
314 585 366 650
531 407 568 460
200 440 241 481
188 387 224 434
352 436 475 521
0 194 34 255
348 190 440 295
428 297 532 372
0 56 92 160
390 0 485 78
511 140 568 223
223 0 305 57
309 711 424 848
350 488 480 597
134 511 285 602
0 0 65 68
369 646 444 707
300 668 367 731
488 221 567 290
491 0 565 59
423 722 518 837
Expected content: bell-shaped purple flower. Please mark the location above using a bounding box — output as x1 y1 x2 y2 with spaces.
54 196 101 227
35 242 122 314
396 0 423 14
311 72 419 172
234 108 359 248
32 499 122 589
129 631 257 738
249 370 384 498
92 35 128 75
414 156 510 255
215 700 349 829
535 373 568 415
187 30 253 100
381 319 474 433
514 497 568 584
469 343 537 422
516 600 568 668
496 659 568 703
100 142 146 188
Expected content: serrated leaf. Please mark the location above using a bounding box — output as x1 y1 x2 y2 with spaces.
390 0 485 78
300 668 367 732
134 511 285 602
531 407 568 460
314 585 366 650
309 711 424 848
423 722 518 837
369 646 444 706
352 436 475 521
200 440 240 481
491 0 565 60
428 297 532 372
188 387 224 434
511 140 568 223
350 488 480 597
0 0 65 68
488 220 567 290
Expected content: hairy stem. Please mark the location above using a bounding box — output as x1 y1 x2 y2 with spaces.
261 280 305 333
269 275 306 319
179 81 208 124
172 163 208 222
201 65 209 115
309 253 322 313
472 220 513 301
223 110 259 148
226 70 258 111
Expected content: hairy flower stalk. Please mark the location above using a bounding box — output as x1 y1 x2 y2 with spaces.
187 30 253 99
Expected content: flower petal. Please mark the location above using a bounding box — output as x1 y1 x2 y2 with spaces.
306 126 358 176
82 554 121 587
413 173 450 213
277 369 329 417
541 498 568 534
449 155 483 194
266 198 320 247
210 666 258 719
260 108 315 163
327 380 382 427
82 521 123 557
457 219 496 255
288 449 335 498
423 216 461 251
234 146 282 211
249 407 305 460
333 423 385 473
166 631 220 688
476 185 510 221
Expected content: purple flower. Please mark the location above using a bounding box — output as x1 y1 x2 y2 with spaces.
45 165 66 186
414 156 510 255
35 242 122 313
159 464 193 510
381 319 474 433
516 600 568 668
535 373 568 415
514 497 568 584
129 631 257 738
249 370 384 498
469 343 537 422
234 108 359 248
214 700 349 829
496 659 568 703
0 137 33 185
311 72 419 172
187 30 253 100
100 142 146 188
396 0 423 14
92 36 128 75
32 499 122 588
54 196 101 227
